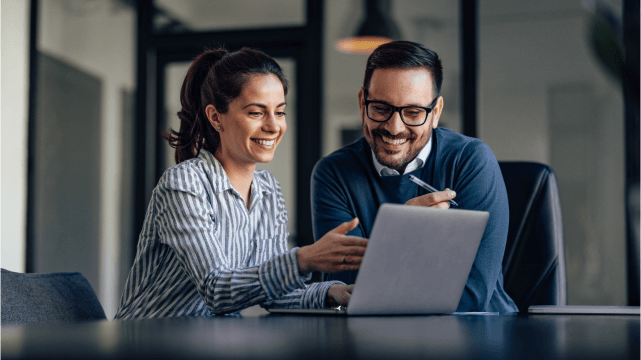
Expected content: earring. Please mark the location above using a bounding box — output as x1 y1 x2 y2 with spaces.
216 126 220 131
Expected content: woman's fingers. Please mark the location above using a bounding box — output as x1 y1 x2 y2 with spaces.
326 284 354 308
328 218 359 235
338 236 368 255
298 220 368 274
339 255 363 266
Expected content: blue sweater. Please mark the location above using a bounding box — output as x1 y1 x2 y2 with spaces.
311 128 518 313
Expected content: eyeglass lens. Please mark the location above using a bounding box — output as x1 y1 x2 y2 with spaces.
367 103 428 125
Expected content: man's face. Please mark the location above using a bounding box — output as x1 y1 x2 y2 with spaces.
359 68 443 173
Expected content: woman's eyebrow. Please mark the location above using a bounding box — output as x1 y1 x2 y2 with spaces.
242 102 287 109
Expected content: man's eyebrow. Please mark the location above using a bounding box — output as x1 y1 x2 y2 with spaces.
242 102 287 109
367 97 428 108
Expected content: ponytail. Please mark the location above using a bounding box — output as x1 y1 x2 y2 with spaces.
163 49 226 164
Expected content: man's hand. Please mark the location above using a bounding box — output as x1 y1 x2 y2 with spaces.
325 284 354 308
405 189 456 209
296 218 367 276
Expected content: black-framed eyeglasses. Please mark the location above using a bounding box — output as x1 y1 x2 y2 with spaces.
364 93 438 127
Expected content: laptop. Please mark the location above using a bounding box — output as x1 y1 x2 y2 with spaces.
268 203 489 316
528 305 640 315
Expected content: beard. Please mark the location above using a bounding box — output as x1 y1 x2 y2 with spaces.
366 126 428 172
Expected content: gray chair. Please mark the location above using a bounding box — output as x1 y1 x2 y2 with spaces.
1 268 106 326
499 162 568 311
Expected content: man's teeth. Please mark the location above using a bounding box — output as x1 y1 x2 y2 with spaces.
253 139 275 146
381 136 407 145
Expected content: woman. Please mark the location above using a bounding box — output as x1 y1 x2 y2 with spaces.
115 48 367 319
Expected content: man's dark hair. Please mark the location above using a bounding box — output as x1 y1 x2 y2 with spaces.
363 41 443 97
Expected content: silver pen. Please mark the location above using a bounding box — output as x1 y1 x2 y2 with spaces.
408 174 458 207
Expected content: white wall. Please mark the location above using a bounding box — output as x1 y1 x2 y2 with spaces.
38 0 136 319
1 0 30 272
478 1 625 305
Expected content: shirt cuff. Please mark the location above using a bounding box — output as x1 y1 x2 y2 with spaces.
302 280 345 309
258 248 307 300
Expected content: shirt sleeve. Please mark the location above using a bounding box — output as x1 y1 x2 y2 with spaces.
452 140 510 312
311 158 364 284
155 164 332 314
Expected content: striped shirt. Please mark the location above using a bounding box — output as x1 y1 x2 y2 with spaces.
115 149 338 319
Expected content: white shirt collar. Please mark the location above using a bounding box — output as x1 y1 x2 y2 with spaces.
372 133 433 177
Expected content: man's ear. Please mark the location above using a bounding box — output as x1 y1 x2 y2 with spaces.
205 104 222 131
357 87 366 118
431 96 444 129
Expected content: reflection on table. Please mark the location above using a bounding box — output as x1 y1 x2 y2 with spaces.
2 314 639 360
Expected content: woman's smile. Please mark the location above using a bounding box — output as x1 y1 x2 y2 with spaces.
252 138 276 147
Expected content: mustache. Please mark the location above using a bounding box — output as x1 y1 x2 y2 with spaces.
371 128 416 140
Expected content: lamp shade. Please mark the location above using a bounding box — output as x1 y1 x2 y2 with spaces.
336 0 402 54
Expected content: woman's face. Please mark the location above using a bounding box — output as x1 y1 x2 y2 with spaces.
208 74 287 167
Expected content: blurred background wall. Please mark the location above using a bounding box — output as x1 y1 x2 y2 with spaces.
1 0 635 320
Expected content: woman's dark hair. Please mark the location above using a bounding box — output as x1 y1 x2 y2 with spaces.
163 47 288 164
363 41 443 97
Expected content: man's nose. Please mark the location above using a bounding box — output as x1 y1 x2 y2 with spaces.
385 111 406 135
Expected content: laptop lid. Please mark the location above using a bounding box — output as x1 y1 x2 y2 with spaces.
346 203 489 315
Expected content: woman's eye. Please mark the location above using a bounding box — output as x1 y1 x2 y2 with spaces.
249 112 262 116
276 112 286 117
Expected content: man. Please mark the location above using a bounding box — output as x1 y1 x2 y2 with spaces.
311 41 518 313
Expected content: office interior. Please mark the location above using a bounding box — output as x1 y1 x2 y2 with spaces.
1 0 638 321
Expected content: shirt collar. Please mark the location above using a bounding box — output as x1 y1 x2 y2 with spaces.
372 133 433 177
197 149 273 196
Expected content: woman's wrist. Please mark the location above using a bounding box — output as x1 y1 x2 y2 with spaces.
296 246 312 276
325 285 339 308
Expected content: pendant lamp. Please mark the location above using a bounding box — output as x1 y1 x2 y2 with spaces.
336 0 402 54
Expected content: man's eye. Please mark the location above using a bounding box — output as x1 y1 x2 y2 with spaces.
249 112 262 116
405 109 424 116
373 106 389 112
276 112 286 117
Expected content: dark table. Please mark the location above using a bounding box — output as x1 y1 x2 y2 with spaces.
2 313 639 359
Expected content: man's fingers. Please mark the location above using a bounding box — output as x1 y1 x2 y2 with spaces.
430 201 450 209
329 218 360 235
406 190 456 207
428 190 456 203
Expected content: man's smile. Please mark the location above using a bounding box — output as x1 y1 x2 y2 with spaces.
379 135 409 146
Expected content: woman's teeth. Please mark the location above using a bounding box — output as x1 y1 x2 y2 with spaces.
253 139 275 146
381 136 407 145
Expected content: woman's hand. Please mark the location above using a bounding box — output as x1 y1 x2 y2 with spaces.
325 284 354 308
296 218 367 276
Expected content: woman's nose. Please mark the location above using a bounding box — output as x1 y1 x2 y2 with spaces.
262 113 280 132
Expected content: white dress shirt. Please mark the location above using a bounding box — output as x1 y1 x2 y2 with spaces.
372 133 433 176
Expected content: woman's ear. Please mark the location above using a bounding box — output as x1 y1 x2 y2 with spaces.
206 104 222 131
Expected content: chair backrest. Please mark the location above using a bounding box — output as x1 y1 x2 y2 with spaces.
1 269 106 326
499 162 567 310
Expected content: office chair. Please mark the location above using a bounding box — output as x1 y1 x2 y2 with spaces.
1 268 106 326
499 162 567 311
